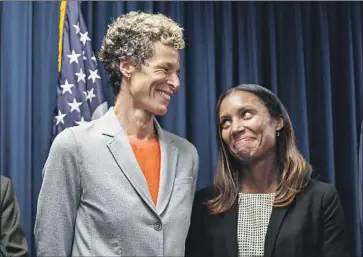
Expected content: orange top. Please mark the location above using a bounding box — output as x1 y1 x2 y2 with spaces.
129 137 161 205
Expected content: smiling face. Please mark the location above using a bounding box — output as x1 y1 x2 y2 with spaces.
219 90 283 164
121 41 181 116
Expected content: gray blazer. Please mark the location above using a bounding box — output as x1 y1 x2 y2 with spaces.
34 108 199 257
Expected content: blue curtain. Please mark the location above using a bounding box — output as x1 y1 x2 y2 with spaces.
360 121 363 257
0 2 60 256
0 2 362 256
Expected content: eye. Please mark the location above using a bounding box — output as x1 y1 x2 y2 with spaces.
220 119 231 129
241 110 253 119
159 67 168 73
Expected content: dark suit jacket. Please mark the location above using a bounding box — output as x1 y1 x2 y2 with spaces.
185 179 351 257
0 176 28 257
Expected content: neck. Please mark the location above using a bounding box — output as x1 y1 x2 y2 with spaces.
114 85 155 140
240 151 279 194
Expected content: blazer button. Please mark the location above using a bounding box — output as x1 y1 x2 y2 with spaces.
153 222 162 231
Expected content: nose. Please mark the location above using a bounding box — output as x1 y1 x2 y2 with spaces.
168 73 180 92
231 120 245 138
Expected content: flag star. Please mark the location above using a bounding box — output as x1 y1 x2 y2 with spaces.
75 68 86 83
88 69 101 83
85 88 96 103
67 50 81 64
68 98 82 113
75 116 86 126
73 23 80 34
55 110 66 125
82 51 87 60
79 31 91 45
60 80 74 94
91 55 97 63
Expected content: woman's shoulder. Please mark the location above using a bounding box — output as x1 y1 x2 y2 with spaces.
195 184 218 202
195 185 216 202
191 185 219 216
303 178 338 194
297 178 340 204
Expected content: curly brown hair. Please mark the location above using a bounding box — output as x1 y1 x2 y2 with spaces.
98 11 185 96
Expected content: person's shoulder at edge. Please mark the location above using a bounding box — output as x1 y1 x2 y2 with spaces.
0 175 10 187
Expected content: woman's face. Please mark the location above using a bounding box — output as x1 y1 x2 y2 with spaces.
219 91 283 164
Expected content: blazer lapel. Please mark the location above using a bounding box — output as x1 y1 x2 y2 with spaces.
224 201 238 257
264 206 288 257
154 119 179 215
101 108 157 214
107 133 157 213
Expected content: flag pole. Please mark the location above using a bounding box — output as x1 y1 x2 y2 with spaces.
58 1 67 72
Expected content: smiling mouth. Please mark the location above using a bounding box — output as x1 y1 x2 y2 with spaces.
157 89 171 100
233 137 255 148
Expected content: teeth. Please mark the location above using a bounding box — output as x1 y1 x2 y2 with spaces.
159 91 170 100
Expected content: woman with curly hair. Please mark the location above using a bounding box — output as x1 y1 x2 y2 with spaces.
35 11 199 257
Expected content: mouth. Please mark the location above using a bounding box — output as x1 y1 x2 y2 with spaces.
232 137 255 149
156 89 172 101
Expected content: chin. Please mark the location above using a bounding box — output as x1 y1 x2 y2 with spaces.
232 150 255 163
144 101 168 116
238 157 254 165
152 106 168 116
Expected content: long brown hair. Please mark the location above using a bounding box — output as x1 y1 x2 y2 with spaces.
207 84 312 215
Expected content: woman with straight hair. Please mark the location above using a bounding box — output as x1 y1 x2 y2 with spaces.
185 84 350 257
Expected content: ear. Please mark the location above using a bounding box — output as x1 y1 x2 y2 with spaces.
275 116 284 131
119 59 137 79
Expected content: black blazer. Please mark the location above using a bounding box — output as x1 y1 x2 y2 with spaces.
185 179 351 257
0 176 28 257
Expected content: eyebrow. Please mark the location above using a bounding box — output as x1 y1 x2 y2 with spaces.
157 63 181 75
219 115 229 123
160 62 179 69
219 105 255 120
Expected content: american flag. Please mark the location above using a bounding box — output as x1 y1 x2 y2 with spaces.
53 1 108 138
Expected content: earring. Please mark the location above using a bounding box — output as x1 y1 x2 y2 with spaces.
276 131 280 137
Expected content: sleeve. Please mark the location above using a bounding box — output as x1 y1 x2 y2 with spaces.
322 185 351 257
34 129 81 257
0 178 28 257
